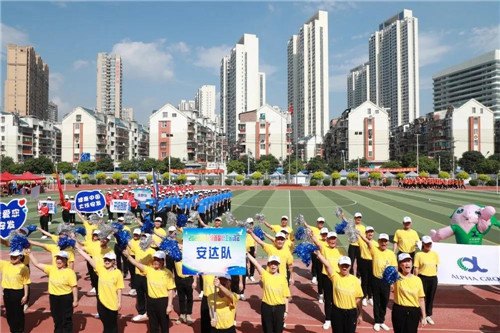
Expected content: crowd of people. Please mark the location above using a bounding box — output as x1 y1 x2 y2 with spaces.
398 177 466 190
1 185 441 333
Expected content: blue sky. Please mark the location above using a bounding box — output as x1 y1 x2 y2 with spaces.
1 1 499 126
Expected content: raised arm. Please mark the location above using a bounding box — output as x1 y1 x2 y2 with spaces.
309 230 322 250
248 230 266 248
263 231 275 243
314 250 333 276
123 249 146 273
262 219 272 230
246 253 264 276
37 227 53 238
75 243 96 268
357 231 372 248
28 239 49 251
214 278 234 303
28 250 46 272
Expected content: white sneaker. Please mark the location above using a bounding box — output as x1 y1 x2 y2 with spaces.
322 320 331 330
318 294 324 303
89 287 96 294
283 323 286 328
312 276 318 285
234 321 237 326
362 298 368 306
198 291 204 299
132 313 147 322
240 293 245 301
48 222 51 225
94 313 99 319
373 323 381 332
380 323 390 331
426 316 435 325
249 276 255 282
41 236 47 239
128 289 137 296
369 298 374 306
23 304 29 312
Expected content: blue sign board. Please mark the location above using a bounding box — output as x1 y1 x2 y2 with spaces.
0 199 28 239
75 190 106 213
80 153 90 162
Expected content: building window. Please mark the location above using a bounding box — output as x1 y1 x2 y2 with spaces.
161 133 167 138
472 107 476 114
480 108 483 114
160 142 166 148
161 122 167 128
172 113 177 117
76 115 81 122
368 151 372 157
367 108 371 114
474 140 478 146
1 117 4 123
163 112 168 118
375 109 379 114
75 123 80 129
162 152 166 157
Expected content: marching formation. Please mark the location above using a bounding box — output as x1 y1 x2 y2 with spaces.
1 185 441 333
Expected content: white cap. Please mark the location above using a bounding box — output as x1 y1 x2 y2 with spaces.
280 228 289 234
104 252 117 260
133 228 141 235
354 212 362 218
9 250 23 256
366 226 374 232
155 217 162 222
327 231 338 239
281 215 288 220
398 253 412 262
317 217 325 222
55 251 69 259
214 217 222 221
153 251 166 260
118 217 124 221
64 195 69 199
93 230 101 235
245 217 254 224
338 256 352 266
421 235 432 244
217 273 231 280
47 196 52 199
378 233 389 240
320 227 329 234
403 216 412 223
70 196 74 199
275 232 286 239
168 226 176 232
267 255 281 264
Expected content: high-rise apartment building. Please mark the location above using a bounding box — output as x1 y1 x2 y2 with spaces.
4 44 49 120
195 85 216 121
220 34 262 146
259 73 266 106
347 63 370 109
369 9 419 131
433 50 500 119
287 10 329 153
47 101 58 122
121 107 134 121
96 53 122 118
178 100 196 112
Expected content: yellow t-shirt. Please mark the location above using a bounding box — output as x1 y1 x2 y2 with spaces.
43 265 77 296
394 274 425 307
321 246 345 275
46 244 75 265
131 244 155 276
202 275 215 297
414 251 439 277
209 292 239 330
360 239 378 260
261 270 290 306
152 227 167 247
263 243 293 275
329 272 363 309
370 247 397 279
174 261 188 279
245 235 255 251
0 261 31 289
128 239 140 256
394 229 420 253
85 245 112 266
350 224 366 246
284 239 295 255
96 264 124 311
309 226 321 237
83 220 99 243
271 225 294 242
143 266 176 298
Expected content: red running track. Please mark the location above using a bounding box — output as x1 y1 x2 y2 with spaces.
1 251 499 332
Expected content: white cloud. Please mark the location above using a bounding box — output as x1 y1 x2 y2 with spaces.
299 1 357 14
72 60 89 71
260 63 278 77
468 25 500 53
194 45 231 70
112 39 174 81
51 96 71 121
168 41 190 54
1 24 29 58
330 74 346 92
351 32 370 41
419 32 453 67
50 72 64 94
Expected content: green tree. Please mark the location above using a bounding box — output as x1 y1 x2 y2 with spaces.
256 160 272 174
458 151 484 173
369 172 382 185
401 151 417 167
96 157 114 171
9 163 24 174
418 156 439 174
438 171 450 179
252 171 262 184
327 157 343 173
478 174 490 185
24 156 54 174
307 156 327 173
119 159 141 171
434 151 454 172
162 157 185 171
56 162 73 174
176 174 187 184
312 171 324 180
128 173 139 181
227 160 246 174
419 171 429 178
162 172 170 180
0 156 15 172
347 172 358 185
77 161 96 174
111 172 123 183
285 159 304 174
81 174 90 183
240 155 256 173
257 154 280 173
488 154 500 162
396 172 406 180
64 173 75 182
346 158 369 170
381 161 401 168
96 172 107 184
235 174 244 182
456 171 470 180
475 159 500 174
146 174 153 184
141 158 161 172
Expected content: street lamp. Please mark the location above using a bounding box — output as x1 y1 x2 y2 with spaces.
247 150 252 176
166 133 174 185
415 133 421 174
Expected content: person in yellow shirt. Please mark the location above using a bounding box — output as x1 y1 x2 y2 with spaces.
263 215 294 242
28 234 76 269
76 245 124 333
173 246 195 326
413 236 439 326
124 249 176 333
358 226 377 307
82 230 113 295
315 252 363 333
245 218 257 283
310 230 346 330
127 228 142 296
358 232 397 332
393 216 420 260
209 274 239 333
28 249 78 333
0 249 31 333
392 253 426 333
303 217 326 286
246 254 290 333
198 274 215 333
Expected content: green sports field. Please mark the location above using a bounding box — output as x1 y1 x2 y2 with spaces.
1 189 499 252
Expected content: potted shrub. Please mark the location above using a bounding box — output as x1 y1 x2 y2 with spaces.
323 178 331 186
331 171 341 186
207 178 215 186
263 179 271 186
225 179 233 185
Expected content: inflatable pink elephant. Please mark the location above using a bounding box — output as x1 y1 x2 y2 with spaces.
430 204 497 245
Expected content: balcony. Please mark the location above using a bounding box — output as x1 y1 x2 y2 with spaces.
22 149 33 155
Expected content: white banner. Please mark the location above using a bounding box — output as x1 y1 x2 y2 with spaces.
110 199 130 213
38 200 56 214
30 186 40 200
133 189 152 202
432 242 500 285
69 200 76 214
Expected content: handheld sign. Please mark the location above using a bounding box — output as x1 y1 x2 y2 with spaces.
182 228 246 276
69 200 76 214
110 199 130 213
75 190 106 213
38 200 56 214
133 188 152 202
0 198 28 239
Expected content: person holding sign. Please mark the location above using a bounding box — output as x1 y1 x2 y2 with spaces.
209 274 239 333
38 201 50 237
0 249 31 333
28 249 78 333
76 245 124 333
124 250 176 333
246 253 290 333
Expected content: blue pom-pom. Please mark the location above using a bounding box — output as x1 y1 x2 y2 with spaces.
176 214 188 228
140 221 154 234
159 239 182 261
293 243 319 266
115 230 131 251
10 235 30 252
27 224 37 232
75 227 86 237
112 222 124 231
382 266 400 284
294 227 306 241
57 237 76 250
335 220 348 234
253 226 265 241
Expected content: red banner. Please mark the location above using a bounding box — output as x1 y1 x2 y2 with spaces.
55 168 65 205
359 167 418 173
170 169 224 174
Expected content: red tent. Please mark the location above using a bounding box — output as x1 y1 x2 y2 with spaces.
14 171 46 181
0 171 15 183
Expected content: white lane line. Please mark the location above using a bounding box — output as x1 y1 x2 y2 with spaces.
288 190 292 226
